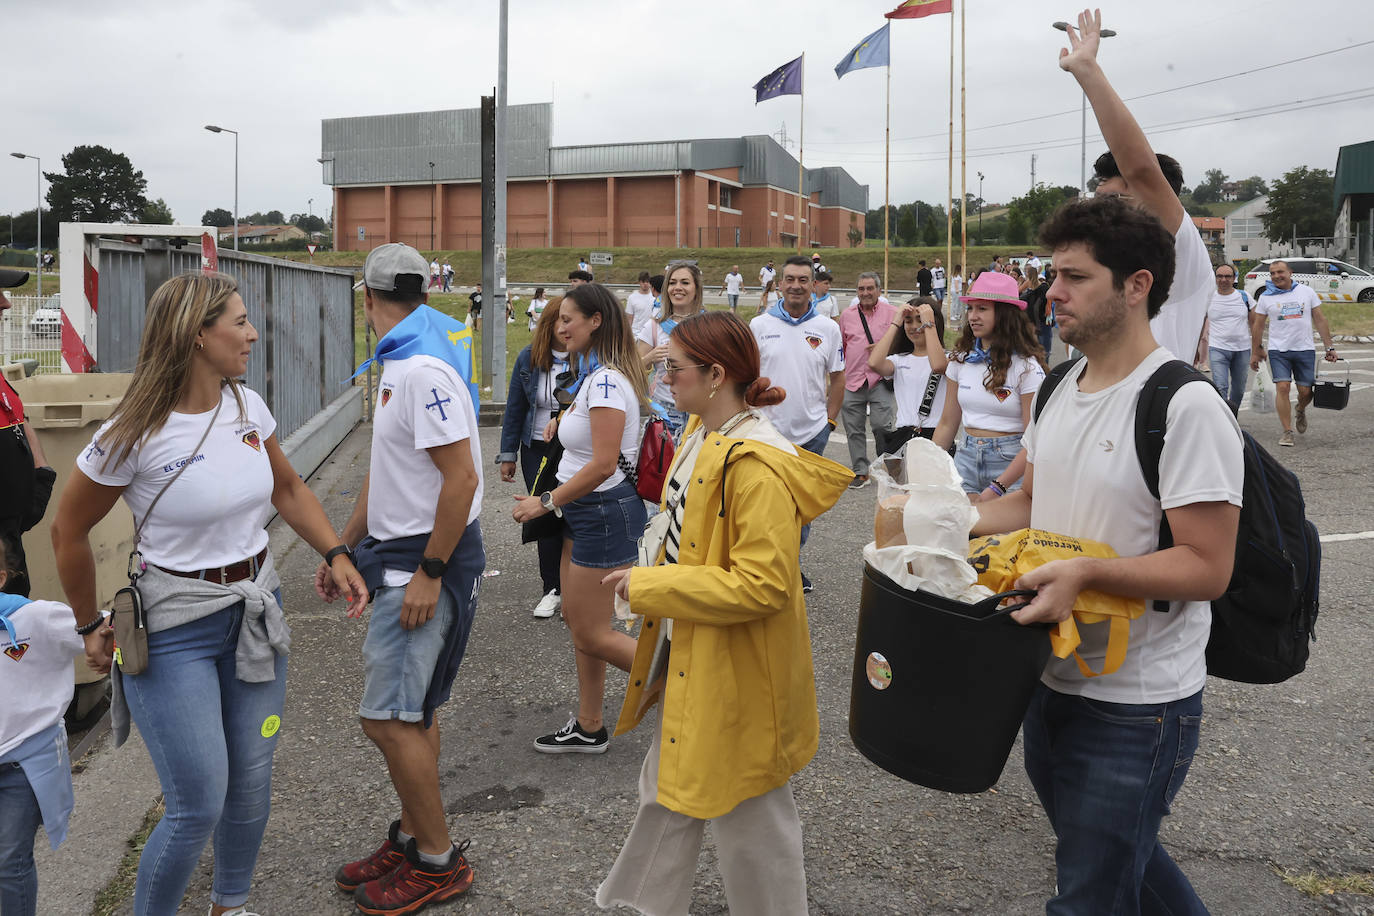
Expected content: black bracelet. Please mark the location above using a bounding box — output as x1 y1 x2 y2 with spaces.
323 544 354 567
75 612 107 636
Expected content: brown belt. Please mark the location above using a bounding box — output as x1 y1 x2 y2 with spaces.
159 548 269 585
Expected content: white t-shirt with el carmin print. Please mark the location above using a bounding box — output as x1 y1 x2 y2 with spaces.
78 386 276 571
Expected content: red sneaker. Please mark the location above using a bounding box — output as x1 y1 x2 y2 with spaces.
354 839 474 914
335 820 406 893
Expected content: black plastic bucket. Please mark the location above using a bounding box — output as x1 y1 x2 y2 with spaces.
848 563 1051 793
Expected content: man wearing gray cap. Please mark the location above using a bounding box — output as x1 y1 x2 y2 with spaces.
324 244 483 910
0 269 56 596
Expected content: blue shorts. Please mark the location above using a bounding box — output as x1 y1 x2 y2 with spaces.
562 478 646 569
360 583 456 722
1268 349 1315 387
954 432 1023 495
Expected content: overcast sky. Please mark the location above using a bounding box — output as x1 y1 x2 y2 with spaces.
4 0 1372 228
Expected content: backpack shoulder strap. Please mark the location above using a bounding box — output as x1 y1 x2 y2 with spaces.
1133 359 1213 612
1032 356 1084 423
1240 289 1250 306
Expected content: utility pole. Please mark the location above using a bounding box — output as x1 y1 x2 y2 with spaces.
1030 154 1037 192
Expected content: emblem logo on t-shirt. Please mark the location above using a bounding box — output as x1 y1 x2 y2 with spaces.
804 334 824 350
425 387 452 421
241 430 261 451
994 387 1012 402
381 387 393 407
3 642 29 662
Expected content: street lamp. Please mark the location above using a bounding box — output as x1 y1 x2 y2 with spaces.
977 171 985 246
1051 21 1117 194
204 125 239 251
428 161 436 251
9 152 41 298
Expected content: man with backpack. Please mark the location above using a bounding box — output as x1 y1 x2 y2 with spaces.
972 195 1243 914
1202 264 1255 416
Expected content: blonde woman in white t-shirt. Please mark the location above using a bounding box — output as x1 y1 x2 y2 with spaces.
512 282 650 755
50 271 367 916
637 260 705 440
933 271 1047 502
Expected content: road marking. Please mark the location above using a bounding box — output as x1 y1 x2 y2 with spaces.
1319 531 1374 543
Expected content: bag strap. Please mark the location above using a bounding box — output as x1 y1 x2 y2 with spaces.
857 306 876 344
129 396 223 578
1032 356 1084 423
916 368 942 425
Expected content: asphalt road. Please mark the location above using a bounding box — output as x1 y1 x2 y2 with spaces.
40 340 1374 916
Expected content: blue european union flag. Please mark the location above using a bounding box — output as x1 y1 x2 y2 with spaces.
351 305 480 412
835 23 890 79
753 55 804 103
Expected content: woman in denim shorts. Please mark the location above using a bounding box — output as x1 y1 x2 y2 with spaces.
933 271 1048 501
513 283 649 755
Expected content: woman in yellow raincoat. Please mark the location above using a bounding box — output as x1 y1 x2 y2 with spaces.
598 311 850 916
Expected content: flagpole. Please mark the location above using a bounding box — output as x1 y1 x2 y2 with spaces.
884 55 891 293
959 0 967 282
798 52 806 255
946 0 954 297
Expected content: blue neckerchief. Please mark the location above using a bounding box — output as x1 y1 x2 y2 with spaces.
963 338 992 364
812 292 832 308
657 308 706 337
0 593 34 651
351 305 479 411
1265 280 1296 295
565 351 603 397
768 301 817 326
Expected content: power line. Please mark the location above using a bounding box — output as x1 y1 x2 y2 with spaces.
807 37 1374 148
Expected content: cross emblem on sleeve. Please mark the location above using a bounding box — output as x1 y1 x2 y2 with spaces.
596 375 617 398
425 388 452 421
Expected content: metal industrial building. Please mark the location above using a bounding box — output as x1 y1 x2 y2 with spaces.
320 102 868 252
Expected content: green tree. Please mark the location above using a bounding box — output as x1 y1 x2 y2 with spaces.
1235 175 1269 201
141 198 174 224
1006 210 1029 245
201 207 234 227
1005 184 1074 246
6 209 57 249
44 145 149 223
290 213 328 233
1260 166 1334 243
921 208 942 247
897 206 917 247
1191 168 1228 205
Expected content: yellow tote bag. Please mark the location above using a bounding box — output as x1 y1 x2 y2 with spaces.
968 529 1145 677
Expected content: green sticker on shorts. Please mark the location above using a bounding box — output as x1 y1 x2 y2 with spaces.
261 715 281 738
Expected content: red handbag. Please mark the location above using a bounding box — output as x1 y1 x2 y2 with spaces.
634 417 675 503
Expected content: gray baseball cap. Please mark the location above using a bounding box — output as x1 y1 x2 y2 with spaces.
0 269 28 288
360 243 428 294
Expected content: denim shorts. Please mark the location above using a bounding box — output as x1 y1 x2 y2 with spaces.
954 432 1023 495
562 478 646 569
360 584 455 721
1268 349 1316 387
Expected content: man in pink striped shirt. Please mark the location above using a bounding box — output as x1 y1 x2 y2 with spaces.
836 272 898 488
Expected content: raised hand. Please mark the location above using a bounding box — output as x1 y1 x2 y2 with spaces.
1058 8 1102 74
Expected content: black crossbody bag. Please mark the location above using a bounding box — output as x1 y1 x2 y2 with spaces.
857 308 895 392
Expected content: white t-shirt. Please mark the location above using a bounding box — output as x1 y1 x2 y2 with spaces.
945 354 1044 431
533 349 570 441
0 600 84 757
1023 348 1243 703
429 260 440 276
1149 211 1213 362
557 366 641 492
951 275 965 297
890 353 949 429
527 297 549 332
370 355 483 575
636 320 677 407
812 293 839 319
1255 284 1321 352
931 266 947 290
751 310 844 444
759 266 776 287
625 291 656 339
79 387 276 571
1027 256 1042 271
1206 290 1254 352
724 272 744 296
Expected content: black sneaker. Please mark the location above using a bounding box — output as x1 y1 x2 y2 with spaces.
534 714 608 754
801 573 814 593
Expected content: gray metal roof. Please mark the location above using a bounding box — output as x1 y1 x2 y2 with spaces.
321 104 866 211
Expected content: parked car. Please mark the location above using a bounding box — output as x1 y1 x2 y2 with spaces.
1243 258 1374 304
29 293 61 338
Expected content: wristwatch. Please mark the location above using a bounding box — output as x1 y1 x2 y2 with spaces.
419 556 448 579
540 491 563 518
323 544 354 567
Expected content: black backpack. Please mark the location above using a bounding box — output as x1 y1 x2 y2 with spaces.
1034 357 1320 684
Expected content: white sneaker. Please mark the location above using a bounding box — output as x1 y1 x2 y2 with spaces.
211 907 262 916
533 589 561 618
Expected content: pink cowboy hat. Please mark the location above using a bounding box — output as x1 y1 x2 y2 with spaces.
958 271 1026 309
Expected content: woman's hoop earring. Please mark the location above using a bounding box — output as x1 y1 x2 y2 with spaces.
194 342 205 351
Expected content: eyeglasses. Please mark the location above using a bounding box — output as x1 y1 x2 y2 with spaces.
662 363 707 377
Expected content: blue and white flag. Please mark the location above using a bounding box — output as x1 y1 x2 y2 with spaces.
754 55 803 103
835 23 891 79
351 305 480 411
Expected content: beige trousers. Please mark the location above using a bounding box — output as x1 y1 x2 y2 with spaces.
596 716 808 916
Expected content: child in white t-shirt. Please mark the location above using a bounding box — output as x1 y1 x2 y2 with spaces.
932 271 1047 500
867 297 950 452
0 539 84 910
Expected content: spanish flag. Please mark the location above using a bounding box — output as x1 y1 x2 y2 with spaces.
885 0 952 18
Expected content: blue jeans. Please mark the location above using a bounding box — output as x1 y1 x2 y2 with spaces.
1207 347 1249 414
1023 684 1207 916
361 585 456 721
953 432 1023 495
0 762 41 916
1038 324 1055 361
122 599 288 914
796 424 832 550
1268 349 1315 387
